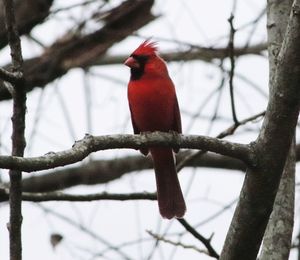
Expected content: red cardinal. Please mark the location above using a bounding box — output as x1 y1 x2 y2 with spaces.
125 40 186 219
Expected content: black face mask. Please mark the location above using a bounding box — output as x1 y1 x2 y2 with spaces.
129 55 149 81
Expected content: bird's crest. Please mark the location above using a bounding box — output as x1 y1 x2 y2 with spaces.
132 39 158 56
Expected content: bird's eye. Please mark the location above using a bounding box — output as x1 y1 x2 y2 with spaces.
131 54 149 63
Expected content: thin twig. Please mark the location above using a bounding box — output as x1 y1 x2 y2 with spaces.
228 14 239 125
177 218 219 259
195 198 238 228
147 230 208 255
206 61 226 134
217 110 265 139
185 64 226 133
36 205 133 260
243 8 267 48
3 0 26 260
177 110 265 172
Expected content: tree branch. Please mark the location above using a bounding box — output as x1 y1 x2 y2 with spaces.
176 110 265 173
0 110 266 194
37 205 133 260
0 68 22 84
0 133 254 173
177 218 219 259
0 189 157 202
259 139 295 259
147 230 208 255
221 0 300 258
3 0 26 259
0 0 156 101
94 43 267 66
227 14 239 124
0 0 54 50
0 43 266 102
15 152 246 194
8 142 298 195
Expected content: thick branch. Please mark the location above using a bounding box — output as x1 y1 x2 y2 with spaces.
16 152 246 193
0 0 155 101
12 143 298 194
3 111 269 193
0 2 265 102
0 0 53 50
259 139 295 260
0 133 253 172
221 1 300 259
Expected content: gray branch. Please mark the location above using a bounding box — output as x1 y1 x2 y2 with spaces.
0 132 253 172
0 0 53 50
220 0 300 259
94 43 267 66
259 139 295 260
0 68 22 84
3 0 26 259
0 189 157 202
17 151 246 194
0 0 156 101
14 143 298 194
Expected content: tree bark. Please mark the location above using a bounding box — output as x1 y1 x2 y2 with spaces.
0 0 53 50
259 1 295 258
3 0 26 259
0 0 156 101
259 139 295 260
220 0 300 259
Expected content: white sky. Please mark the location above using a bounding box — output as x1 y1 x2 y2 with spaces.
0 0 299 259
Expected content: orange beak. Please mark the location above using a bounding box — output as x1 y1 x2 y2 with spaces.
124 57 140 68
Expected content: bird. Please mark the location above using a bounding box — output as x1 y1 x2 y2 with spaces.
124 40 186 219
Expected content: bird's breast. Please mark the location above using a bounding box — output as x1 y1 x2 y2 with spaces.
128 78 176 132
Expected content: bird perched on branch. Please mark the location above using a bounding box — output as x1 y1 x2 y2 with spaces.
125 40 186 219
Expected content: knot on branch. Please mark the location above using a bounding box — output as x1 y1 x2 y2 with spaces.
292 3 300 15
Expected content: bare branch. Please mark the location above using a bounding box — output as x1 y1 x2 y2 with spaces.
0 189 156 202
217 111 265 139
227 14 239 124
0 132 254 172
0 0 156 101
0 0 53 50
37 205 133 260
7 111 265 194
94 43 267 66
147 230 207 255
221 0 300 258
177 218 219 259
0 43 266 102
0 68 22 84
3 0 26 259
259 139 295 259
177 110 265 172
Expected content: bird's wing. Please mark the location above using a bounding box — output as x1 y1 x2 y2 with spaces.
172 97 182 154
129 104 140 134
172 97 182 134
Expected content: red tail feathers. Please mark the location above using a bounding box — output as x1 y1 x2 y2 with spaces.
150 148 186 219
